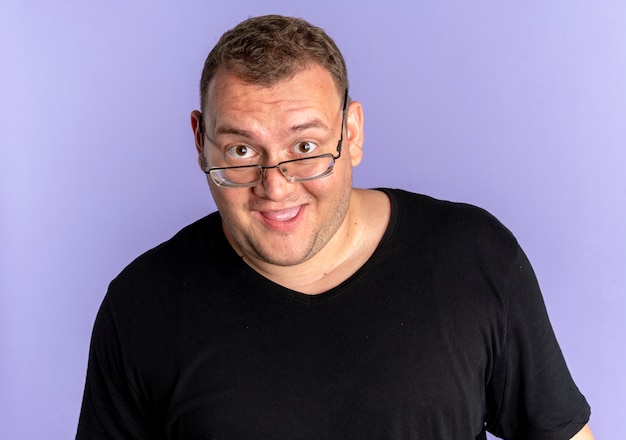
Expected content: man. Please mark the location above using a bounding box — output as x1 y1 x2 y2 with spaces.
77 15 593 439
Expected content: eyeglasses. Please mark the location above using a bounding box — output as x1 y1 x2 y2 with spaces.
201 89 348 188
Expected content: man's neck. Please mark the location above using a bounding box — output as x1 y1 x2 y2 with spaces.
232 188 391 295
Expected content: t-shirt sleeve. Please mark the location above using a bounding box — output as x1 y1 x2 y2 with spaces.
484 246 591 440
76 294 153 439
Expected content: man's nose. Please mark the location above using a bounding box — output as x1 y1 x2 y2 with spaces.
253 165 295 200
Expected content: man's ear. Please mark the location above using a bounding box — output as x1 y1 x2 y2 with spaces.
346 101 364 167
190 110 206 169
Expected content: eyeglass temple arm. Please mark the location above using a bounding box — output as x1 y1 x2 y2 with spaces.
336 88 349 156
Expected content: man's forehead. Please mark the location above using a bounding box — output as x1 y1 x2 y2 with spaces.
203 71 342 137
204 65 342 113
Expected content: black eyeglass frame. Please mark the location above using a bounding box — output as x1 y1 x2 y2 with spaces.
200 89 349 188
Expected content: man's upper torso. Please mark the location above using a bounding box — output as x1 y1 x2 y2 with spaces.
77 189 590 439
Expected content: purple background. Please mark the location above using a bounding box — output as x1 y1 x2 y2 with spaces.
1 1 624 438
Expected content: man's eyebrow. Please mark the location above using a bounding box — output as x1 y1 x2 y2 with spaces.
214 125 253 138
289 119 331 133
213 119 331 138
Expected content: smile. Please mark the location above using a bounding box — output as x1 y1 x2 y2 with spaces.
258 205 304 230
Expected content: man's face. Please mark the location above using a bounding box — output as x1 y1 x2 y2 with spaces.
193 65 363 267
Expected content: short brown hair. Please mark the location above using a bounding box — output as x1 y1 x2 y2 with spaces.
199 15 348 112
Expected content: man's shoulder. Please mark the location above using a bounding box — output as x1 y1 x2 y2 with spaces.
383 188 519 255
384 188 507 229
110 212 222 290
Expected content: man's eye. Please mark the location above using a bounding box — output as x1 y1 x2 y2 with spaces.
227 145 255 159
293 141 318 154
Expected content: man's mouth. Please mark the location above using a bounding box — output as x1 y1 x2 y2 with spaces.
260 206 301 222
255 205 306 232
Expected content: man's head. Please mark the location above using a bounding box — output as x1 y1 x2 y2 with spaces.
191 15 364 269
198 15 348 113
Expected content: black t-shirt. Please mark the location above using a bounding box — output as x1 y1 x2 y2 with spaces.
77 189 590 439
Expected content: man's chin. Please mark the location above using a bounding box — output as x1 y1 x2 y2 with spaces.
242 234 323 267
251 248 314 268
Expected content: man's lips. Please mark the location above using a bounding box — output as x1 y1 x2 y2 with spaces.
256 205 304 231
259 206 301 222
